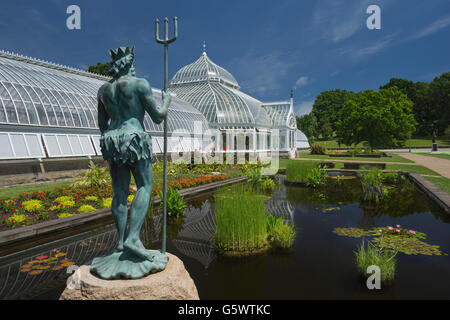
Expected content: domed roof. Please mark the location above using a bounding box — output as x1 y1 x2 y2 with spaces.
170 53 239 89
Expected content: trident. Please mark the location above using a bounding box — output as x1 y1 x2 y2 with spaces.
155 16 178 254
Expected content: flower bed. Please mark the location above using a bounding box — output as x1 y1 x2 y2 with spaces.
0 174 228 231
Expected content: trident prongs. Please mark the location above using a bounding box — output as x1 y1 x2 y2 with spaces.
155 16 178 45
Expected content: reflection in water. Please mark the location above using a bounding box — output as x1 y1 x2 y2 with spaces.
0 177 448 299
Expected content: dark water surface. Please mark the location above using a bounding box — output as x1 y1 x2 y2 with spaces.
1 176 449 299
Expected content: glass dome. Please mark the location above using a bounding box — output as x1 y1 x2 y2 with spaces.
169 53 272 130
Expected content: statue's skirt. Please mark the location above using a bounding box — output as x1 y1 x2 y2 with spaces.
100 130 153 164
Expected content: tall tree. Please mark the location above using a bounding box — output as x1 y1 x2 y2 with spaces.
87 62 112 77
336 87 416 151
296 113 318 143
311 89 349 137
428 72 450 136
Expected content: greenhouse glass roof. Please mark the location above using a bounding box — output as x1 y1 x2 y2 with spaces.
262 102 296 129
170 52 239 89
169 53 272 129
0 50 209 135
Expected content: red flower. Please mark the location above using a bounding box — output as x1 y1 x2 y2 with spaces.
12 209 16 213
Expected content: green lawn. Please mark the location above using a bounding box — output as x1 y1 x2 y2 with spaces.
413 152 450 161
0 180 74 200
314 136 450 149
425 176 450 193
385 164 440 176
296 153 413 163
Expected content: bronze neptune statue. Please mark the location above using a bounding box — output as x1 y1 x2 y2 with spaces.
90 46 171 279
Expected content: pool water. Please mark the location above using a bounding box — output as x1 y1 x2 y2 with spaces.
0 176 449 299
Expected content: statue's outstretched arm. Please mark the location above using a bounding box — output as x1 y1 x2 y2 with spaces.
138 80 170 124
98 95 109 134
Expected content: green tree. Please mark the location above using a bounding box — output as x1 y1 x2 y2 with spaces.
336 87 416 151
296 113 318 143
311 89 349 136
87 62 112 77
428 72 450 136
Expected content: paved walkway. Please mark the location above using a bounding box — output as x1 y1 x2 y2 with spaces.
295 157 416 166
398 153 450 178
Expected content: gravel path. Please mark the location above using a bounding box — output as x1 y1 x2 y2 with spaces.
398 153 450 178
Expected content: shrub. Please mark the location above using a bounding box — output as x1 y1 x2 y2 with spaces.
266 214 296 249
272 223 296 249
0 200 17 212
57 212 74 218
157 187 186 218
73 161 111 188
214 185 267 253
359 168 385 202
101 197 113 208
355 239 397 282
78 205 96 213
85 196 98 202
36 211 49 220
310 144 327 155
4 214 29 227
260 177 277 193
127 194 135 203
306 167 328 188
54 196 75 208
381 173 397 185
21 200 43 213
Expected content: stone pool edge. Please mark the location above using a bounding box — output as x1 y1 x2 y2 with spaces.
0 175 248 246
406 173 450 214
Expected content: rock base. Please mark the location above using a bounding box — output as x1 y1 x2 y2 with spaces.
60 253 199 300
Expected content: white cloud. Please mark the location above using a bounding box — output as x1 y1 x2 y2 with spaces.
337 34 395 59
293 76 309 89
410 14 450 40
230 50 295 97
312 0 373 43
294 100 314 116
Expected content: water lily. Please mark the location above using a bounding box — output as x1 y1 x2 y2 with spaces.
409 230 416 235
396 229 401 233
388 227 393 231
396 225 401 228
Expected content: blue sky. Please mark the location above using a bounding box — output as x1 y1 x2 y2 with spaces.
0 0 449 116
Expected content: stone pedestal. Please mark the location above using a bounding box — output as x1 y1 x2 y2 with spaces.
60 253 199 300
432 143 438 152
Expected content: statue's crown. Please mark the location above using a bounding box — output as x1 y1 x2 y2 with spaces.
109 46 134 61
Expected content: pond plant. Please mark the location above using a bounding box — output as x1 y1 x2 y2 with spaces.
286 161 326 185
359 167 385 202
306 166 328 188
158 187 186 220
214 185 267 254
266 215 296 249
333 225 445 256
355 239 397 282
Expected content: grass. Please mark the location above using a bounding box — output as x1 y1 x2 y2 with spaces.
413 152 450 161
315 136 450 149
0 180 73 200
297 153 413 163
385 164 440 176
355 239 397 282
425 176 450 193
285 160 320 183
214 185 268 253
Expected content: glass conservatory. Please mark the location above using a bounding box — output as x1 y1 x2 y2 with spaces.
0 50 209 161
169 51 309 157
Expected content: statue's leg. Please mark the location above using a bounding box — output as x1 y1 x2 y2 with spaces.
123 158 154 260
109 161 131 251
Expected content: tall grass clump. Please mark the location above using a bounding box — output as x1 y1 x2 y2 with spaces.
214 185 267 254
266 215 296 249
359 167 385 202
355 239 397 282
286 161 320 184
